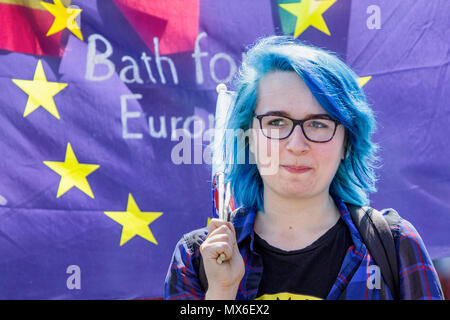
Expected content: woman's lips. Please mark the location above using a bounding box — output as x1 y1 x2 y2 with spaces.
281 165 312 174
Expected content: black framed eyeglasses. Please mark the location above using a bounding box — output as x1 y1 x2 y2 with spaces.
254 113 341 143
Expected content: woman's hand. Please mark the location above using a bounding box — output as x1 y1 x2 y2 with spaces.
200 219 245 300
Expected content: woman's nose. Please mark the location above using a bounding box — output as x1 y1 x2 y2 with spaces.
285 124 310 154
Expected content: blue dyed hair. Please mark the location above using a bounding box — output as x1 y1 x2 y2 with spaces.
223 35 380 211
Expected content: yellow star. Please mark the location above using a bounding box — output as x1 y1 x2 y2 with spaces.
43 143 100 198
357 76 372 88
104 194 163 246
40 0 83 40
12 59 68 119
279 0 337 37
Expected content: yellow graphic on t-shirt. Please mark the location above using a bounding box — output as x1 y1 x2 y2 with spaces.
256 292 322 300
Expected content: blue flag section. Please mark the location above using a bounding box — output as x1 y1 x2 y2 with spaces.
0 0 448 299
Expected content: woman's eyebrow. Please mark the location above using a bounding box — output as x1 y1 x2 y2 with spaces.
261 111 330 118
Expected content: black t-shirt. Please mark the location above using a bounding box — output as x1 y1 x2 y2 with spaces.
254 217 353 300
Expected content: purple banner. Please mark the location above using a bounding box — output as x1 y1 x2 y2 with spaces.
0 0 448 299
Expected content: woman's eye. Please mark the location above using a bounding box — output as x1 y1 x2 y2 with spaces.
309 121 328 128
267 118 286 126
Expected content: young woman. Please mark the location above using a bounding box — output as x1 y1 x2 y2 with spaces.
164 36 443 300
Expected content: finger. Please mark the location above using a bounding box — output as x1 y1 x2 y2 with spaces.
204 233 232 245
224 222 239 251
201 241 233 261
226 222 237 239
208 218 228 234
204 221 238 260
207 224 233 241
216 253 226 264
215 244 232 262
203 228 236 263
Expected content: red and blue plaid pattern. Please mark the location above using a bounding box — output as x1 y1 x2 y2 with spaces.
164 196 443 300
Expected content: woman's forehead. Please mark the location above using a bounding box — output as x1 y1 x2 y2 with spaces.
255 71 326 116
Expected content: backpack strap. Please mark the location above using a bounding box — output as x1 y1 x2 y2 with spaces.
347 204 401 299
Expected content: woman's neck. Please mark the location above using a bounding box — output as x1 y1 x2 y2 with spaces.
254 190 341 249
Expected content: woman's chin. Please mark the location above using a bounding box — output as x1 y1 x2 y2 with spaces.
276 183 316 198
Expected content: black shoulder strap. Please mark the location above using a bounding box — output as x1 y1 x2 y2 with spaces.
348 204 400 299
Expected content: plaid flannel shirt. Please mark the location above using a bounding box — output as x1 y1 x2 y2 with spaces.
164 196 444 300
